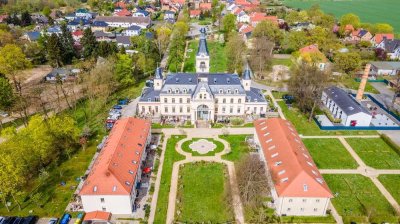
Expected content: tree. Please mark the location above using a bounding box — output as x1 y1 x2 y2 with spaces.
115 53 135 87
249 37 274 78
155 26 172 59
222 14 236 40
0 75 14 111
372 23 394 34
226 33 246 73
252 20 283 44
340 13 360 28
0 30 14 47
42 6 51 18
20 11 32 27
334 52 361 74
285 10 308 25
46 34 63 67
59 23 76 64
81 28 98 58
283 31 308 51
0 44 31 80
288 63 330 121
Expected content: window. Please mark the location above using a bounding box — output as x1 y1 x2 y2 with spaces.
172 106 175 113
235 89 239 94
187 106 190 113
316 199 320 203
271 153 278 158
172 98 175 103
237 107 241 113
180 106 183 113
278 170 285 175
155 106 158 113
219 89 223 94
164 107 168 113
289 199 293 202
254 107 257 113
100 198 105 203
164 98 167 103
187 98 190 103
303 184 308 192
142 106 145 113
179 98 182 103
230 107 233 113
314 208 318 212
222 106 226 113
168 89 172 93
227 89 231 94
302 199 307 202
275 161 282 166
300 208 304 212
223 98 226 103
216 98 219 103
102 207 106 211
155 97 160 102
175 89 179 93
148 106 151 112
238 98 242 103
230 98 234 103
183 88 187 93
260 107 264 112
287 208 291 211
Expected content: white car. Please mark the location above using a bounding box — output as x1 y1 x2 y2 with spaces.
0 111 8 118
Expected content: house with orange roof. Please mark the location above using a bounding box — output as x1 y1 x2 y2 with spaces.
79 118 151 214
190 9 201 18
249 12 278 27
114 8 132 17
372 33 394 46
298 44 328 71
346 29 372 43
254 118 333 216
344 24 354 34
114 1 127 9
199 3 212 11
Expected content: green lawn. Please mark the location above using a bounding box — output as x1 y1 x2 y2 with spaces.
183 40 227 73
272 58 293 67
346 138 400 169
175 162 234 223
340 76 379 94
154 135 186 223
324 174 399 224
220 135 251 162
302 138 358 169
181 138 225 156
271 91 288 100
378 175 400 205
283 0 400 33
277 101 378 136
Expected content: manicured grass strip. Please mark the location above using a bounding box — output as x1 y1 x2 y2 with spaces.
346 138 400 169
176 162 234 223
181 138 224 156
378 175 400 205
220 135 251 162
280 215 336 223
277 101 377 136
324 174 398 224
302 138 358 169
153 135 186 223
272 58 293 67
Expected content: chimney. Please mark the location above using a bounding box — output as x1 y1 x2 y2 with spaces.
356 64 371 101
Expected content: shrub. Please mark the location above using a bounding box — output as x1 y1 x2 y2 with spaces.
231 117 244 125
323 109 342 123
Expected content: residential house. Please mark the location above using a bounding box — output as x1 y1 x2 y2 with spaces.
290 22 315 31
92 21 109 32
94 16 151 28
164 10 175 20
321 86 372 126
372 33 394 47
349 29 372 42
132 10 150 17
46 25 62 35
124 25 142 36
65 13 76 21
299 44 327 71
199 3 212 11
237 11 250 23
370 61 400 76
83 211 111 223
249 12 278 27
344 24 354 34
79 118 151 215
116 36 132 48
114 1 128 9
67 18 91 31
94 31 116 42
22 31 41 42
75 8 93 19
254 118 333 216
190 10 201 19
115 8 132 17
72 30 84 41
377 39 400 60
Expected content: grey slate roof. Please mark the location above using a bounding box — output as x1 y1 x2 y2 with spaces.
324 86 370 116
246 87 267 103
243 65 251 80
139 87 160 102
197 28 209 56
155 67 163 79
370 61 400 70
116 36 131 45
382 39 400 53
25 31 40 41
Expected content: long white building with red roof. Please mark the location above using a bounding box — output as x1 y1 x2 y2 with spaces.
254 118 333 216
79 117 151 214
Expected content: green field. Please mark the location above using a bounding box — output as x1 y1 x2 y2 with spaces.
378 175 400 204
181 138 225 156
324 174 399 223
184 40 227 73
302 138 358 169
283 0 400 33
175 162 234 223
154 135 186 223
220 135 251 162
346 138 400 169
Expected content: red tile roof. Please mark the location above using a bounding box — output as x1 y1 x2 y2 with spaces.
374 33 394 44
241 25 254 34
79 118 151 196
190 9 201 16
299 44 320 54
116 8 132 17
344 24 354 32
250 12 278 24
83 211 111 221
254 118 333 198
199 3 212 10
72 30 83 37
114 1 127 9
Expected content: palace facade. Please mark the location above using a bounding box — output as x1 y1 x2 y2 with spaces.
137 29 269 124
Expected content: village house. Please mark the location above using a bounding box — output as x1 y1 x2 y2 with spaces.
164 10 175 20
254 118 333 216
298 44 328 71
346 29 372 42
114 8 132 17
370 61 400 76
94 16 151 28
321 86 372 126
132 10 150 17
79 118 151 215
91 21 109 32
137 29 269 124
75 8 94 20
189 10 201 19
377 39 400 60
124 25 142 36
371 33 394 46
249 12 278 27
22 31 41 42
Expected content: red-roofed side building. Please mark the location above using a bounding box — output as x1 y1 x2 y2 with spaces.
199 3 212 11
83 211 112 221
254 118 333 216
79 118 151 214
190 9 201 18
372 33 394 46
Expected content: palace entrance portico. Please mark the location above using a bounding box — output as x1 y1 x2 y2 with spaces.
196 104 210 120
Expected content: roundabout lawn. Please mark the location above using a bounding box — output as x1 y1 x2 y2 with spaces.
181 138 224 156
175 162 234 223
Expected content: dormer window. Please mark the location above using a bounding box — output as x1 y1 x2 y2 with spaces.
168 89 172 93
227 89 231 94
235 89 239 94
183 88 187 93
175 89 179 94
219 89 223 94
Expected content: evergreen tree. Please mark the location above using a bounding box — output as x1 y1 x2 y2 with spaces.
20 11 32 27
59 24 76 64
97 41 111 58
80 28 98 58
46 34 63 67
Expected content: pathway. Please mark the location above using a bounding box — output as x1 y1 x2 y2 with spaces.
165 136 245 224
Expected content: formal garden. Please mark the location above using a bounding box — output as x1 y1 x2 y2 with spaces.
181 138 224 156
324 174 399 223
378 175 400 204
175 162 234 223
302 138 358 169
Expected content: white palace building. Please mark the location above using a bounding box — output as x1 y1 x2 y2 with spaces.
137 28 269 124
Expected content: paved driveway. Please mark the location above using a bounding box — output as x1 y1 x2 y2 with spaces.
121 97 139 118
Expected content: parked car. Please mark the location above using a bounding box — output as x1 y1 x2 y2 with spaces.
47 218 58 224
107 114 120 121
109 109 122 116
74 213 85 224
60 214 71 224
118 98 129 105
2 217 16 224
12 217 23 224
22 216 37 224
113 105 123 110
0 111 8 117
0 217 5 224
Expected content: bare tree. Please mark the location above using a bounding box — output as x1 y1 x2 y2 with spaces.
288 63 330 121
249 37 274 79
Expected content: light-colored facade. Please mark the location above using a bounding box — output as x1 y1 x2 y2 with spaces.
322 86 372 126
138 29 269 124
254 118 333 217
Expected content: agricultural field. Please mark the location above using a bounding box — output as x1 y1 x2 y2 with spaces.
324 174 399 223
283 0 400 33
175 162 234 223
302 138 358 169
